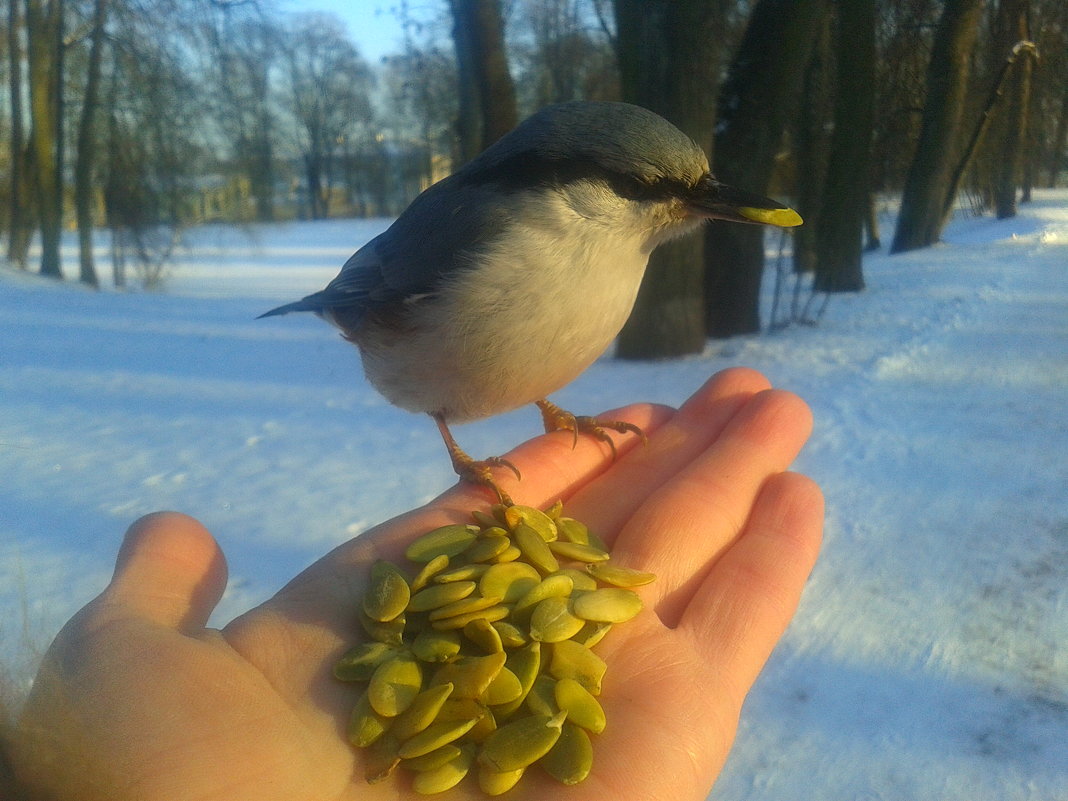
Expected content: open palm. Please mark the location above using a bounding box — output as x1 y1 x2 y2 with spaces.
13 368 822 801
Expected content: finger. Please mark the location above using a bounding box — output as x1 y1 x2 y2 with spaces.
565 367 773 536
680 472 823 689
104 512 228 632
613 389 813 624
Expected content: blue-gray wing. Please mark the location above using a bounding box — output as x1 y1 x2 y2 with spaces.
259 176 513 327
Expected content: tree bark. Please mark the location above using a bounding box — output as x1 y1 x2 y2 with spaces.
26 0 66 278
993 1 1033 219
6 0 32 268
74 0 107 288
613 0 725 359
814 0 875 292
705 0 828 337
449 0 517 162
889 0 984 254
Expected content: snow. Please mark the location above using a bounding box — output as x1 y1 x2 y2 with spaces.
2 193 1067 799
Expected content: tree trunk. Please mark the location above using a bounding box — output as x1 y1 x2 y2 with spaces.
1047 86 1068 188
814 0 875 293
74 0 107 288
6 0 32 268
26 0 65 278
613 0 724 359
705 0 828 337
449 0 517 162
889 0 984 254
993 0 1033 219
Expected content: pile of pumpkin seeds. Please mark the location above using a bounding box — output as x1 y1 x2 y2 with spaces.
334 501 655 795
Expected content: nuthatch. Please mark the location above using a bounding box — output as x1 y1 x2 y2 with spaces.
261 101 801 503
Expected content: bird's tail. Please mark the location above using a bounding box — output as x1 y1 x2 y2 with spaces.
257 295 324 319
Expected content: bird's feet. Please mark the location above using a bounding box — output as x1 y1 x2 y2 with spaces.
535 399 647 460
433 413 520 505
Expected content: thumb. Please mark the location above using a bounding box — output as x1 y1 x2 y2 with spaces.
106 512 228 631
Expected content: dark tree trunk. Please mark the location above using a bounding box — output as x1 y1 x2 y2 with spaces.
449 0 517 162
74 0 107 289
814 0 875 293
705 0 828 337
26 0 66 278
7 0 32 268
613 0 725 359
1047 86 1068 188
993 0 1034 219
890 0 984 254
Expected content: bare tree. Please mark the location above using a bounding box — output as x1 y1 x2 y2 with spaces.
890 0 984 254
992 0 1035 218
6 0 33 268
73 0 108 288
449 0 517 162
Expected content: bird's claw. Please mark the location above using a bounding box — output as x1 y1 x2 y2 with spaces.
536 399 646 461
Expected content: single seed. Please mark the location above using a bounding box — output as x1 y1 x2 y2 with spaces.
405 524 478 562
433 563 489 583
363 560 412 622
524 675 559 717
571 621 612 648
428 594 504 621
549 640 607 696
407 581 476 612
389 682 455 743
490 641 541 718
513 523 559 574
437 698 496 743
430 651 506 698
494 545 522 563
529 596 585 643
363 735 401 783
334 641 398 682
554 677 606 734
547 540 610 563
586 562 657 587
478 562 540 603
490 621 527 648
410 743 476 794
478 711 566 772
348 690 389 747
504 505 558 541
479 525 510 539
513 574 575 618
359 609 406 646
544 499 564 520
410 554 450 592
478 765 525 796
471 510 500 529
464 535 511 563
367 652 423 717
572 588 643 623
398 718 479 759
464 617 504 653
483 666 524 706
549 567 598 592
402 744 462 773
429 605 510 631
540 722 593 785
555 516 590 545
410 628 461 663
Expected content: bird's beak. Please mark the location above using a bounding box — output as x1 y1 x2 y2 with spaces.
687 177 803 227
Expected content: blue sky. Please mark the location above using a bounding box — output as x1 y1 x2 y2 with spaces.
285 0 410 64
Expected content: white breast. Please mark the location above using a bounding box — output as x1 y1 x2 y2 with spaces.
356 182 699 422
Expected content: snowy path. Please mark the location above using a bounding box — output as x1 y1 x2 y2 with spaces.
2 196 1066 799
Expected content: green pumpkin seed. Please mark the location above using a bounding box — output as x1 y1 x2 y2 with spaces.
504 505 558 541
410 553 449 592
494 545 522 563
586 561 657 587
463 617 503 653
549 567 599 592
432 563 490 583
402 743 462 773
483 666 523 706
549 640 607 696
529 596 585 642
547 540 610 563
363 735 401 783
410 628 461 663
398 718 479 759
572 588 643 623
555 516 590 545
571 621 612 648
478 562 540 603
553 677 606 734
348 689 389 747
513 574 574 617
540 722 593 785
478 525 510 539
363 560 411 622
333 641 398 682
491 642 541 718
429 605 510 631
367 652 424 717
513 523 559 574
407 581 476 612
428 594 503 621
437 698 496 743
478 765 525 796
478 711 566 772
359 609 406 646
524 675 559 717
490 620 527 648
471 510 501 529
430 651 506 698
389 682 455 742
405 524 478 562
464 535 511 563
411 743 476 794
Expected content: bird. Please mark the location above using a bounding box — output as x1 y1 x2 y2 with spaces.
260 101 801 504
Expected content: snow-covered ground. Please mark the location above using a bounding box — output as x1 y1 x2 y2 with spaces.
2 193 1066 799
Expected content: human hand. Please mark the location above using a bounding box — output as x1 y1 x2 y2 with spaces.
12 368 822 801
